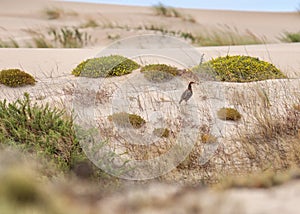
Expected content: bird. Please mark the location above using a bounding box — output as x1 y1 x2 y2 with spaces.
179 81 196 104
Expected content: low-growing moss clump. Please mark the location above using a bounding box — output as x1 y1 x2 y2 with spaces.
217 107 241 121
108 112 146 129
0 93 83 170
140 64 179 82
72 55 140 78
0 69 36 87
153 128 170 138
194 55 286 82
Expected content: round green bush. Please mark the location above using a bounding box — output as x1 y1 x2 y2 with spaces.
108 112 146 129
140 64 179 82
217 107 241 121
194 55 286 82
72 55 140 78
0 69 36 87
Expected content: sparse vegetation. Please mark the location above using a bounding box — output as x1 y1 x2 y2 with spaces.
107 33 121 40
194 55 286 82
280 31 300 43
140 64 179 82
217 107 242 121
81 19 99 28
0 38 19 48
0 93 83 170
153 3 181 18
43 7 63 20
196 28 264 46
48 27 92 48
218 168 300 189
201 133 217 144
72 55 139 78
32 35 53 48
108 112 146 129
0 69 36 87
153 128 170 138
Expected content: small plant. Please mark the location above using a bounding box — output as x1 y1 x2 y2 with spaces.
280 31 300 43
293 104 300 111
0 93 83 170
153 3 182 18
32 35 53 48
72 55 140 78
196 28 264 46
153 128 170 138
81 19 99 28
108 112 146 129
107 33 121 40
201 134 217 143
194 55 286 82
140 64 179 82
217 107 241 121
0 38 19 48
48 27 91 48
43 7 63 20
0 69 36 87
182 15 196 23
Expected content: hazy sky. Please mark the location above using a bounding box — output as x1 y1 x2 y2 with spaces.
64 0 300 12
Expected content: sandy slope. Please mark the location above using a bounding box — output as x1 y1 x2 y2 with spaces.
0 0 299 45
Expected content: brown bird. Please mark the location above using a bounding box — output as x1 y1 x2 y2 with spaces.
179 81 196 104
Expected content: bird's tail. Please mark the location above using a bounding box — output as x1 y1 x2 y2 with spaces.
179 99 182 104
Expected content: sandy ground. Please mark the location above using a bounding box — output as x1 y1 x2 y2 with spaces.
0 0 300 45
0 1 300 214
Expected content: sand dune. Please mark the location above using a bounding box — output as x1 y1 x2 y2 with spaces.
0 1 300 214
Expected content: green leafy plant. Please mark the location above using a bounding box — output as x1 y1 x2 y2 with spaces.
0 93 83 170
0 69 36 87
108 112 146 129
140 64 179 82
72 55 140 78
153 128 170 138
194 55 286 82
217 107 242 121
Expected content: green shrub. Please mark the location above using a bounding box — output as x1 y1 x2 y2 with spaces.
0 69 36 87
108 112 146 129
194 55 286 82
0 93 83 170
153 128 170 138
72 55 140 78
217 107 241 121
140 64 179 82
